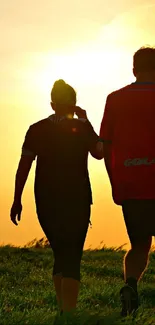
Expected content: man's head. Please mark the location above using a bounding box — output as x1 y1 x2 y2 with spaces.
51 79 76 116
133 47 155 81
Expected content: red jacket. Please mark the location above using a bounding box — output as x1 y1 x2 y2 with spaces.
100 82 155 205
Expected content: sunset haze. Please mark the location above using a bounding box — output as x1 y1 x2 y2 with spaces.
1 0 155 249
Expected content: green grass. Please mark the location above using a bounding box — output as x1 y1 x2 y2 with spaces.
1 242 155 325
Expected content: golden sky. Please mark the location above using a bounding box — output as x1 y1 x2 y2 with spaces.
1 1 155 249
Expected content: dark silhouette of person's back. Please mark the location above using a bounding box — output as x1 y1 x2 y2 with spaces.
26 116 95 205
10 79 104 319
100 47 155 317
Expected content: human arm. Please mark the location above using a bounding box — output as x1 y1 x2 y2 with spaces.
102 142 112 184
100 95 113 184
89 136 104 160
75 106 104 160
10 126 36 225
10 156 34 225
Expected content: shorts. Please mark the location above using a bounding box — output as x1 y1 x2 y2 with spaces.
122 199 155 243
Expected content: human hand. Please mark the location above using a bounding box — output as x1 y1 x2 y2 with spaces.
75 106 87 119
10 201 22 226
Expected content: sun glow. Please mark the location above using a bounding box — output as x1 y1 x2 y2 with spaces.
20 46 131 100
24 50 113 92
13 39 135 131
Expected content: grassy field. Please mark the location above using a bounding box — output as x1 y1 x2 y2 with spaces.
1 241 155 325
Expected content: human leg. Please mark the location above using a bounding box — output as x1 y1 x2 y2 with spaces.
45 202 91 313
59 203 90 313
52 250 81 313
37 206 63 313
61 278 80 312
122 200 153 283
120 236 151 317
124 236 152 284
53 273 63 310
120 200 154 316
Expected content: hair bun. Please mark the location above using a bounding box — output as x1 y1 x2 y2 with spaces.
51 79 76 107
53 79 66 88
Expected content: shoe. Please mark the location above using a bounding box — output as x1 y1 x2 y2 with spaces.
120 284 139 317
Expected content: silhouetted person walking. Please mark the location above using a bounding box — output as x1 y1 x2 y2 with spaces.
100 47 155 316
10 80 104 317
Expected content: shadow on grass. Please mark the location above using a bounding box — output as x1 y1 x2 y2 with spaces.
53 310 124 325
53 307 155 325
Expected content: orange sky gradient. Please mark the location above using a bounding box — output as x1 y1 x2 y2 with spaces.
1 1 155 250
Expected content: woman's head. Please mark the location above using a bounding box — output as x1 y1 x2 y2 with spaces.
51 79 77 116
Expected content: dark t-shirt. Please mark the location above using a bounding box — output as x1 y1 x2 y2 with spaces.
22 116 99 206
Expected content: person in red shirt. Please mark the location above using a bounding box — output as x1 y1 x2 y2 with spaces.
100 47 155 317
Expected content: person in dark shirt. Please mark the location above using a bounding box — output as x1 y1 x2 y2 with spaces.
10 79 104 316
